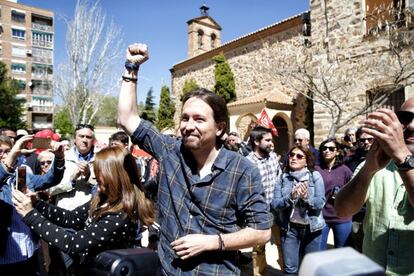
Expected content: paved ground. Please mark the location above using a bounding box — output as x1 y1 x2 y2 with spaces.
240 230 335 275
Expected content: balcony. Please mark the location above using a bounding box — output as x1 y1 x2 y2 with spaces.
32 72 53 81
32 121 53 129
32 23 53 33
32 105 53 113
32 40 53 48
31 88 52 97
32 55 53 65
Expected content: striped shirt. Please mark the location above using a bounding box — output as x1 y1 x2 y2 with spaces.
131 120 273 275
247 151 281 204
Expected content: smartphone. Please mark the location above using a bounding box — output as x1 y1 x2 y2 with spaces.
16 166 27 193
32 137 51 149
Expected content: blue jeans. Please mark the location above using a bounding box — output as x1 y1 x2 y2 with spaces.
320 221 352 250
281 224 322 276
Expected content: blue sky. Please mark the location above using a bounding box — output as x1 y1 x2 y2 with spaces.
19 0 309 104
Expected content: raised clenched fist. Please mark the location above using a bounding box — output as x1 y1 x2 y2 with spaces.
126 43 149 65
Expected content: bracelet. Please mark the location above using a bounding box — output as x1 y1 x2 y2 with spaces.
217 233 225 251
122 75 138 83
125 61 140 71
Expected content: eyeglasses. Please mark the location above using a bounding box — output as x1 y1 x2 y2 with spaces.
75 124 94 131
289 152 305 160
294 138 303 143
358 138 374 143
396 111 414 126
40 160 53 165
322 146 337 152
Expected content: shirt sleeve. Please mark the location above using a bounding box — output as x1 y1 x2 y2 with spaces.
130 120 177 162
271 174 294 210
34 200 89 230
236 165 273 230
23 208 133 255
27 160 65 191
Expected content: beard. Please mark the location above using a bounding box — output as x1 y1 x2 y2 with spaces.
258 145 272 156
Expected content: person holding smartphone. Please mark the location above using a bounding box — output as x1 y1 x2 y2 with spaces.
271 145 325 276
0 134 65 275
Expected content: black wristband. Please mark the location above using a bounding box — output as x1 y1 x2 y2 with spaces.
122 75 138 83
125 61 140 71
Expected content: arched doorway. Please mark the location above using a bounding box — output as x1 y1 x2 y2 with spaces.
273 115 289 157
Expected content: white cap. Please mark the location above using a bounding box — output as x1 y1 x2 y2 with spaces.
16 129 29 136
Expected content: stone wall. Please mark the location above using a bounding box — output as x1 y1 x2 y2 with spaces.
172 0 413 145
172 24 303 124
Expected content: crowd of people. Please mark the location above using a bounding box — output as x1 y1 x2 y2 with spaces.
0 42 413 276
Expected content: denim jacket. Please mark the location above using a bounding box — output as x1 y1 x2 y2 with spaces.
0 161 64 261
271 169 326 232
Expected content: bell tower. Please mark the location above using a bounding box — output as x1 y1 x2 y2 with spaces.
187 4 222 58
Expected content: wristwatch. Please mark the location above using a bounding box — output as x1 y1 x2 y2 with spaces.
396 154 414 170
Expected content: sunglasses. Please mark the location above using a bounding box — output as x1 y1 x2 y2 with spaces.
322 146 336 152
75 124 94 131
294 138 303 143
40 160 53 165
396 111 414 126
358 137 374 143
289 152 305 160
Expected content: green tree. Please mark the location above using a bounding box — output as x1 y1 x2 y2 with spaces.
180 78 200 102
94 95 117 126
0 62 25 129
54 107 74 138
156 85 175 130
213 54 236 103
141 87 157 124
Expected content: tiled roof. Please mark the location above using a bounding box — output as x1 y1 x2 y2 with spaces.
227 90 293 107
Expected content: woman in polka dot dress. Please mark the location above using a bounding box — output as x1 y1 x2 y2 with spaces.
12 147 154 275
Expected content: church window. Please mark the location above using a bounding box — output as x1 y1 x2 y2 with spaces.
197 29 204 49
211 33 216 49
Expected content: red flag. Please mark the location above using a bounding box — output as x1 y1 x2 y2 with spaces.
257 108 278 136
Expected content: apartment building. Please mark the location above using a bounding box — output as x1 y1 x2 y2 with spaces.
0 0 53 129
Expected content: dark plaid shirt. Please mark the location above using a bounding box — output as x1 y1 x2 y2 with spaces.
131 120 272 275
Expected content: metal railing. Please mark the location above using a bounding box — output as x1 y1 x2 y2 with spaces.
32 40 53 48
32 105 53 113
32 23 53 33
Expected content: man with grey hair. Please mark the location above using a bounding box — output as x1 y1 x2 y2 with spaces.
294 128 319 165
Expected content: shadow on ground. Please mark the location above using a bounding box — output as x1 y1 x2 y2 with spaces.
240 252 283 276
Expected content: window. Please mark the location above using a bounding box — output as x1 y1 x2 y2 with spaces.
365 0 405 32
11 63 26 74
211 33 216 49
11 10 25 23
197 29 204 49
12 45 26 56
12 28 25 40
15 79 26 91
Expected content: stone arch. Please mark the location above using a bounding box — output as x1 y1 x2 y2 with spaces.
197 29 204 49
235 113 257 142
272 112 293 157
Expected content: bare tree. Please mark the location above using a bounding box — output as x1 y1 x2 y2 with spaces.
55 0 123 125
255 4 414 138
